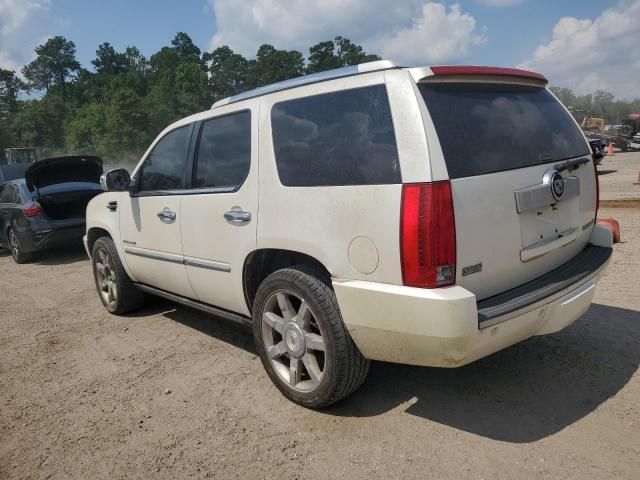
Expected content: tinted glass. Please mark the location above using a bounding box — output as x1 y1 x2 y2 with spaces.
419 83 590 179
194 112 251 189
271 85 400 186
139 125 191 191
0 184 16 203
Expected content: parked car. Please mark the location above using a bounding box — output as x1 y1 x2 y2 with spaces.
0 155 103 263
0 163 31 184
85 61 613 408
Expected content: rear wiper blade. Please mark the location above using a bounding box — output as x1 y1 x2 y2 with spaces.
554 157 590 172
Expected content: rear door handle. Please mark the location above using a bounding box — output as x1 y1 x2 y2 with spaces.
224 210 251 224
157 209 177 221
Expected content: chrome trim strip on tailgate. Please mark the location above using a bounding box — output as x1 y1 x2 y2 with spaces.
520 227 579 262
514 175 580 213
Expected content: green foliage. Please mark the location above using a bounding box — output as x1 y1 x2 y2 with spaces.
22 36 81 95
5 32 639 164
307 36 380 74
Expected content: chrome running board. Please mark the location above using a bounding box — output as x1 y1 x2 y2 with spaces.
135 283 252 328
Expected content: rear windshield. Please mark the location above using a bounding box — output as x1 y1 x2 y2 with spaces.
419 83 590 179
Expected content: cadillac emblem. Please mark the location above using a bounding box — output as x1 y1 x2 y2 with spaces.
550 171 565 201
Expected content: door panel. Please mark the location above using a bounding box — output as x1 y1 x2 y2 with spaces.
181 107 258 315
119 195 194 298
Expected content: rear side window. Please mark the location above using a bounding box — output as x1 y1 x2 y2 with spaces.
419 83 590 179
194 111 251 190
271 85 400 186
0 184 16 203
139 125 192 192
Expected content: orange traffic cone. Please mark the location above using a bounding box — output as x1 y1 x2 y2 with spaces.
597 218 621 243
607 142 615 156
634 169 640 185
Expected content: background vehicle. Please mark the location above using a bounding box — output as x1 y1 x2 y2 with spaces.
1 148 38 165
0 156 103 263
85 61 611 408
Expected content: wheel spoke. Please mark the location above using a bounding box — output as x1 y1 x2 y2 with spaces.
276 292 296 321
289 358 301 386
302 353 322 385
263 312 286 334
96 263 106 276
267 341 286 359
295 300 311 327
110 281 118 302
305 332 325 352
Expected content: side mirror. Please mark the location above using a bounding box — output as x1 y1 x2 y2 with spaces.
100 168 131 192
589 141 605 160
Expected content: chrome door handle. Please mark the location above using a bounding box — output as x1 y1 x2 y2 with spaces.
157 209 176 221
224 210 251 224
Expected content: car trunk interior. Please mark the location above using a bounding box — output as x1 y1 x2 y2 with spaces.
38 189 102 221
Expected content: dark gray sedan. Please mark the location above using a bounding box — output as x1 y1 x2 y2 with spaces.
0 156 103 263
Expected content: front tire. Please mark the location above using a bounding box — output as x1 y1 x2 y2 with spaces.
8 228 33 264
252 266 370 408
92 236 144 314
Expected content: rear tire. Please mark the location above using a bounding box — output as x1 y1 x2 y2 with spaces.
92 236 144 314
8 228 33 264
252 265 370 408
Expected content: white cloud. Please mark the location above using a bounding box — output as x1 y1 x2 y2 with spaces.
208 0 486 65
519 0 640 99
476 0 524 6
0 0 51 71
376 3 486 64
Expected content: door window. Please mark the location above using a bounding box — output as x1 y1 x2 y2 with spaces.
0 184 16 204
194 111 251 190
138 125 192 192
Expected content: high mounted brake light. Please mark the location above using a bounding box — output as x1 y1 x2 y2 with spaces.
400 182 456 288
429 66 548 84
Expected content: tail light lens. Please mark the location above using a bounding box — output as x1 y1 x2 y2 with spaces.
23 204 42 217
400 181 456 288
592 156 599 219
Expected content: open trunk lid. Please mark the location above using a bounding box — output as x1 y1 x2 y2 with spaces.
418 72 597 301
25 155 103 192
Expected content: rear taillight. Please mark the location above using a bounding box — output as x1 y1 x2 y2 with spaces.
592 156 600 219
400 181 456 288
23 204 42 217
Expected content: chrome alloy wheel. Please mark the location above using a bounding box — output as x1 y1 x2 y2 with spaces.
95 249 118 307
8 229 19 260
261 290 327 392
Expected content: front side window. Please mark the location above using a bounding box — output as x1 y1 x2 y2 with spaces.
271 85 400 187
139 125 192 192
194 111 251 190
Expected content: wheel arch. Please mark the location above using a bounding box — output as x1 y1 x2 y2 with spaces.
242 248 331 314
86 227 112 256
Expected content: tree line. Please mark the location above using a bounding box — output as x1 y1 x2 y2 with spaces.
1 32 638 163
0 33 379 162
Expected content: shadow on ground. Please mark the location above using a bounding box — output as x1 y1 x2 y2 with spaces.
149 300 639 443
329 303 640 442
32 243 88 266
598 169 618 175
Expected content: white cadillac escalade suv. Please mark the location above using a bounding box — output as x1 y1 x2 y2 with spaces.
85 61 613 408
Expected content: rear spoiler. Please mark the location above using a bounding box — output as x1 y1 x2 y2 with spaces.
415 66 548 85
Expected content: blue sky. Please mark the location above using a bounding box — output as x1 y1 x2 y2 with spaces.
1 0 638 98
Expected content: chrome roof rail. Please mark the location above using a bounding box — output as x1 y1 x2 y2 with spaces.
211 59 399 108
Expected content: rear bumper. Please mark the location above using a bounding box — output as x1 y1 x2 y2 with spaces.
333 225 613 367
16 221 85 253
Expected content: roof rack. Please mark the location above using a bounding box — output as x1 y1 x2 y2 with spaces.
211 59 398 108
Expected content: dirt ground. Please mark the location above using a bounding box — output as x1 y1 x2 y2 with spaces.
1 160 639 479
